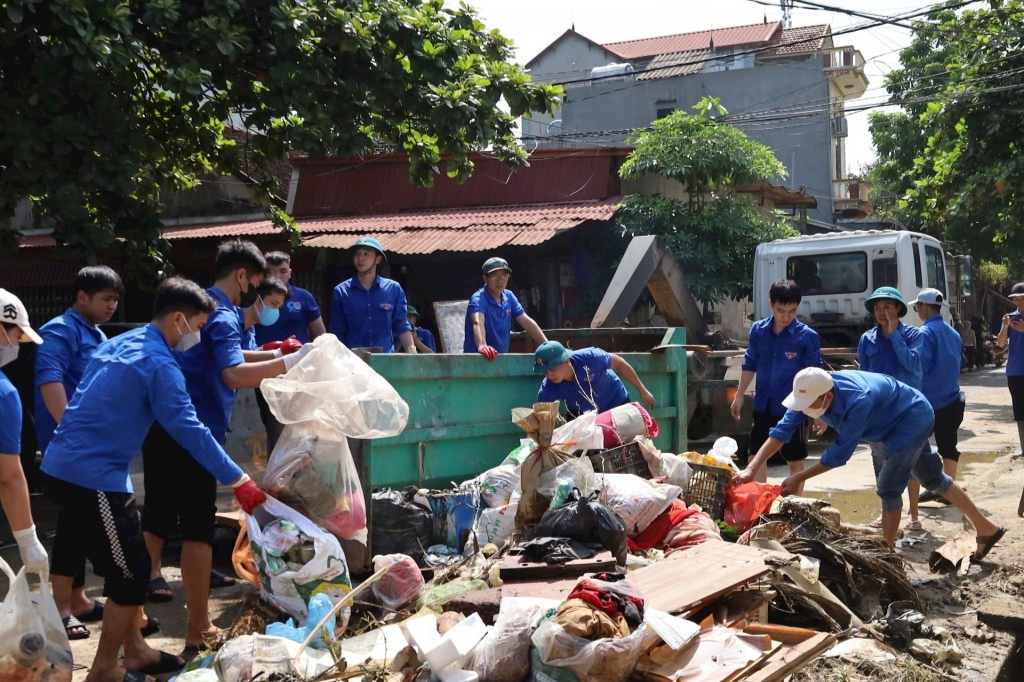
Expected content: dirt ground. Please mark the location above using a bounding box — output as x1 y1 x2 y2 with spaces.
4 364 1022 681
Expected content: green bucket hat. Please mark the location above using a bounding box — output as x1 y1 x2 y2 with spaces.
865 286 907 317
407 305 420 318
533 341 573 375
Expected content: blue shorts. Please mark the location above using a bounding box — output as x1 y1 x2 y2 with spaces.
870 427 953 512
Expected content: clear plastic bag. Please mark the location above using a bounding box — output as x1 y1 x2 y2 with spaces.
371 554 425 611
471 599 549 682
537 456 596 500
0 557 73 682
531 617 656 682
260 333 409 440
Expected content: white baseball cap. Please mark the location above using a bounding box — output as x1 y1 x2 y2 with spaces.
0 289 43 344
782 367 834 412
909 288 949 308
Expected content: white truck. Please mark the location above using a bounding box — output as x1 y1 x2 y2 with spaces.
754 230 959 348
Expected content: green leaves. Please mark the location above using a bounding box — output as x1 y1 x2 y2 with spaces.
0 0 560 266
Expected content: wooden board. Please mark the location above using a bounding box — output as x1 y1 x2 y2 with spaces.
628 542 773 615
500 550 615 580
502 577 579 601
742 632 837 682
433 299 470 353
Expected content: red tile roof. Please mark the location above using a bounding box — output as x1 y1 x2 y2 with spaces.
761 25 831 57
161 198 621 255
604 22 782 60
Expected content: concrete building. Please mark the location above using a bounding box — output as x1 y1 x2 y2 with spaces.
523 22 870 226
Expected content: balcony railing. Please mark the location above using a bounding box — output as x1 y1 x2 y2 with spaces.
823 47 865 71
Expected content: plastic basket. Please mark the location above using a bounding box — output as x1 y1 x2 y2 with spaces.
685 462 731 520
586 441 652 479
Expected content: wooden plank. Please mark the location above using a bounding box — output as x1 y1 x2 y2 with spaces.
742 633 837 682
743 623 820 646
501 577 579 601
500 551 615 580
629 542 773 615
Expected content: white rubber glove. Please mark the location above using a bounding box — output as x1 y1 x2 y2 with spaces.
13 525 48 579
282 343 314 372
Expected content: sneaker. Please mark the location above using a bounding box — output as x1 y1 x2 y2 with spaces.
919 489 949 504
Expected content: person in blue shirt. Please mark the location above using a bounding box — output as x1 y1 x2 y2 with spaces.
407 305 436 352
41 277 269 682
255 251 326 345
464 257 547 359
329 237 416 353
238 277 291 352
997 282 1024 460
907 289 965 513
33 266 124 637
141 240 309 653
731 280 822 491
857 286 922 388
0 289 49 585
736 368 1005 554
534 341 655 418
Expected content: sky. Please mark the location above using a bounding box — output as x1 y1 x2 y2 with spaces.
452 0 932 175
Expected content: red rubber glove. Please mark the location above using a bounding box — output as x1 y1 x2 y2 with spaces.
234 479 267 514
478 345 498 361
261 340 283 351
278 336 303 355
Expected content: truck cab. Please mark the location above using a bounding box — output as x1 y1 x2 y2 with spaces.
754 230 950 347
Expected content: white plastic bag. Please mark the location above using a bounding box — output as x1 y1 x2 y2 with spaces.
470 599 549 682
471 502 519 547
473 464 521 509
532 618 656 682
0 557 72 682
260 334 409 440
708 437 741 472
595 473 682 536
551 411 604 454
246 497 352 626
635 438 692 489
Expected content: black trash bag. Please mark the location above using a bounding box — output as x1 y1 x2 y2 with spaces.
529 490 628 566
520 537 601 564
371 487 433 565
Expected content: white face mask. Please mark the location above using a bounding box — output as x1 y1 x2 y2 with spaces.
174 318 201 352
803 394 831 420
0 328 17 368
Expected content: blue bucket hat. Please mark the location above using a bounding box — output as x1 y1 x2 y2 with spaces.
534 341 573 375
352 237 387 264
865 286 907 317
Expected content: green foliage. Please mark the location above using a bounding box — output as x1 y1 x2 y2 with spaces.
868 0 1024 260
617 195 797 306
974 259 1013 292
621 98 786 200
0 0 562 265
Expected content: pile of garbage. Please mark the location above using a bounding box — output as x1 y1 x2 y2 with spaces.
172 343 954 681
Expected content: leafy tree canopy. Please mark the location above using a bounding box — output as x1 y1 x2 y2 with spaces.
617 98 796 306
868 0 1024 260
0 0 562 267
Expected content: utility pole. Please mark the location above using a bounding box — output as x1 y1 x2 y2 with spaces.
779 0 794 28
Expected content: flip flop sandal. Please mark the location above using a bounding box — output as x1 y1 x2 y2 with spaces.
62 615 90 640
132 650 186 676
122 671 151 682
146 576 174 603
210 569 237 589
973 527 1007 563
75 600 105 623
140 616 160 638
904 520 923 531
869 516 884 528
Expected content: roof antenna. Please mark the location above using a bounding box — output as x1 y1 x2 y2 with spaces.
709 36 715 51
764 13 768 24
571 10 575 32
779 0 794 28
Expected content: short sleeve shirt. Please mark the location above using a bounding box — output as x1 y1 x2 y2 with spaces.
537 347 629 415
857 322 923 389
416 327 437 352
741 317 822 416
1007 325 1024 377
175 287 245 443
329 276 412 353
254 285 321 346
918 314 962 409
463 288 526 353
33 309 107 453
0 374 22 455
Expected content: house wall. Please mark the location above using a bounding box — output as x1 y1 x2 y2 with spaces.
542 56 835 223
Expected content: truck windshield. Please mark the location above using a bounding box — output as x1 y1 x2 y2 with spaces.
787 252 867 295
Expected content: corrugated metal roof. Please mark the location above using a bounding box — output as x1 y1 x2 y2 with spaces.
162 219 280 240
604 22 781 60
637 49 710 80
760 25 830 57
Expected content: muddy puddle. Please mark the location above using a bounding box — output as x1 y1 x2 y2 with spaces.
801 451 1004 525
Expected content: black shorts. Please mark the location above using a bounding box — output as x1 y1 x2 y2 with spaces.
932 396 965 462
141 423 217 545
751 410 808 462
1009 375 1024 422
42 475 150 606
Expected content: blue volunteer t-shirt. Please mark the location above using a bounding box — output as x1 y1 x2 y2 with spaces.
416 327 437 352
1007 326 1024 377
919 314 962 410
857 322 923 389
41 325 242 493
33 309 107 453
255 285 321 346
463 288 526 353
770 371 934 468
175 287 245 443
329 276 411 353
0 373 22 455
742 317 822 416
537 347 629 414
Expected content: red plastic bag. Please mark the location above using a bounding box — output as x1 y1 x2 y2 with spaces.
724 482 783 533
